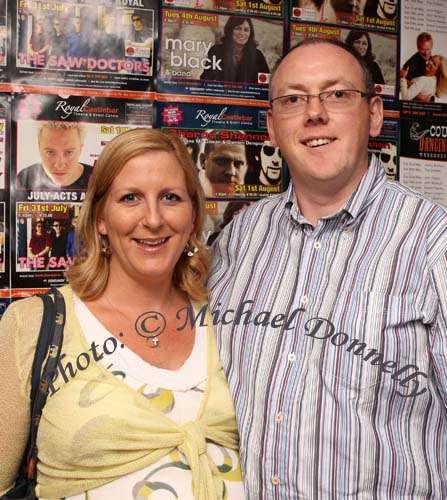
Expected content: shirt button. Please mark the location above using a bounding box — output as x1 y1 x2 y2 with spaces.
272 475 280 485
275 412 283 422
314 241 321 250
288 353 296 362
301 296 308 305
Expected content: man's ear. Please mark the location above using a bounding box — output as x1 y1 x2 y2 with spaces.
369 96 384 138
267 109 279 147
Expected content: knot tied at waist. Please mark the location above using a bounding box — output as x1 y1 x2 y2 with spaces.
178 421 224 500
182 421 207 456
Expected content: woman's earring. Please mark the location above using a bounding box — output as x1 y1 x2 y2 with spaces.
100 236 112 257
184 241 199 257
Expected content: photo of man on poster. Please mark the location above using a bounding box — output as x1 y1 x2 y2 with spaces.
28 219 51 270
89 10 125 62
199 139 248 197
364 0 397 20
255 141 282 187
124 11 153 75
67 16 90 59
402 32 433 81
17 121 93 190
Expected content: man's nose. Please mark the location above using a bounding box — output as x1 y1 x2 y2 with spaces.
304 95 329 124
52 154 66 169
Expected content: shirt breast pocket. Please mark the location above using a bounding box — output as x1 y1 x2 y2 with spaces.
305 289 429 401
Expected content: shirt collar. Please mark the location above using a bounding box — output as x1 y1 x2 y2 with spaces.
283 154 387 225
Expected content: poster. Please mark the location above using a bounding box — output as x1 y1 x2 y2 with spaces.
399 114 447 206
10 93 153 291
162 0 284 18
204 199 255 244
0 94 9 293
398 0 447 205
290 0 398 32
11 0 158 96
158 8 284 101
290 22 397 96
158 100 284 198
0 0 8 83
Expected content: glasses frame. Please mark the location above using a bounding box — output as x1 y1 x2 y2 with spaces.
270 89 372 114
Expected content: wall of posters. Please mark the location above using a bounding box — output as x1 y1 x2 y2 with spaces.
0 0 444 299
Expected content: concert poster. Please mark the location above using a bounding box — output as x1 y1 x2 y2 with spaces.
162 0 284 18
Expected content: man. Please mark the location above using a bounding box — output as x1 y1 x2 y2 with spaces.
66 215 78 257
364 0 397 20
49 220 68 269
124 12 153 75
256 141 281 186
67 17 89 59
403 32 433 81
89 12 125 61
28 220 51 269
17 122 93 189
199 141 248 196
126 12 152 49
209 38 447 498
50 18 68 58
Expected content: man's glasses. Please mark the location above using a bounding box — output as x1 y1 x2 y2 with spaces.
270 89 372 115
53 224 61 227
132 17 142 22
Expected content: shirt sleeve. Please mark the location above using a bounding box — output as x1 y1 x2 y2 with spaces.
209 219 239 291
429 251 447 408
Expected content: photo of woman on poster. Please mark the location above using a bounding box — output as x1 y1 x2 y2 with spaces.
400 54 447 102
200 16 269 84
345 30 385 84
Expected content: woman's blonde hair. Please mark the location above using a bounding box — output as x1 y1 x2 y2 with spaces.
66 128 210 301
434 55 447 98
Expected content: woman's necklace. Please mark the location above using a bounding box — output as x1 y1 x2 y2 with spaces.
104 288 174 348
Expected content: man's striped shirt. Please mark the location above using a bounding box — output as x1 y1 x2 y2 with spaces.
209 156 447 499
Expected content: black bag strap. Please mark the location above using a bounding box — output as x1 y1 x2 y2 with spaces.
22 287 65 480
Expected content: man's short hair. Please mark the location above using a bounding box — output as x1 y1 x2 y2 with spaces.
37 121 86 144
269 37 376 101
416 32 432 45
202 130 246 156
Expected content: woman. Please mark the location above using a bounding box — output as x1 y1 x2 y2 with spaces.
200 16 269 84
0 129 245 499
400 55 447 101
345 31 385 84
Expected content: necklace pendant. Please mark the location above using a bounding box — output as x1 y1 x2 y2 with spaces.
151 337 159 347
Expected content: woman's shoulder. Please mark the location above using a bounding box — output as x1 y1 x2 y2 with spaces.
2 286 73 333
